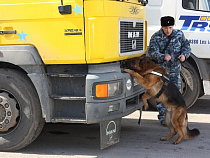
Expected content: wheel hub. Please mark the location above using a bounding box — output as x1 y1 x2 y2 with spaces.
0 104 6 122
0 92 19 132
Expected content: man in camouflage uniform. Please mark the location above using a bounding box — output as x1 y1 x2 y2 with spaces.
148 16 191 126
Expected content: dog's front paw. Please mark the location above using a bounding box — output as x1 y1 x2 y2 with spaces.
144 104 149 111
160 137 167 141
124 69 131 73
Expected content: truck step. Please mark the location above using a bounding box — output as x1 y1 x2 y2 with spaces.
50 95 86 100
47 73 86 78
51 117 86 123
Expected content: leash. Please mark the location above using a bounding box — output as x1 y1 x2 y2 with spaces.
138 109 142 127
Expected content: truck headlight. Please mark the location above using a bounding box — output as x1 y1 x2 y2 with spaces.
94 81 123 98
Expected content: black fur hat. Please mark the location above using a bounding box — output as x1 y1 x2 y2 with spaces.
161 16 175 26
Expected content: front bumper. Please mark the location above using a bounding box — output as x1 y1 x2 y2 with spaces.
85 62 145 124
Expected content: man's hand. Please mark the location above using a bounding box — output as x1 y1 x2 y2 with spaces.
178 54 185 62
164 55 173 61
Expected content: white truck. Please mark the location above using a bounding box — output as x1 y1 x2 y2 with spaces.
146 0 210 108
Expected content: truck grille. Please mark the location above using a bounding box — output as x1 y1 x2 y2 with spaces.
119 19 144 56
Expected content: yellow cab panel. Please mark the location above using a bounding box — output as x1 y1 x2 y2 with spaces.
0 0 85 64
0 0 146 64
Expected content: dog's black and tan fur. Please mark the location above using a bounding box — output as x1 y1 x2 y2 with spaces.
124 56 200 144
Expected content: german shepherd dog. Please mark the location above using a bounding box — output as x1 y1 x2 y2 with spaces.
123 56 200 144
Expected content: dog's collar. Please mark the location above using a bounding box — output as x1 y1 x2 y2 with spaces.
150 71 170 82
143 71 162 78
150 71 162 77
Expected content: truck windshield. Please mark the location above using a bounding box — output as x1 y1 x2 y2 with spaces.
183 0 198 10
208 0 210 9
183 0 210 11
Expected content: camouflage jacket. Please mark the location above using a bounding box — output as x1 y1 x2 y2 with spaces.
148 29 191 73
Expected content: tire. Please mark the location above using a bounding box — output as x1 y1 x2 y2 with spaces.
148 61 201 109
181 61 201 109
0 68 45 151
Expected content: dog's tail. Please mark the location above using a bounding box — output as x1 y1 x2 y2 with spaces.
185 126 200 140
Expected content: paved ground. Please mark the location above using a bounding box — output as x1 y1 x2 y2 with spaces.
1 97 210 158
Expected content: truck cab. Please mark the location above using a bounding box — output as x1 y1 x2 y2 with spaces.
0 0 147 151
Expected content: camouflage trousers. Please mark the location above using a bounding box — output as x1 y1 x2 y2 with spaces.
157 72 181 122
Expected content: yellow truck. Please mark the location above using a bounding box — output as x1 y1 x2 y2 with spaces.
0 0 147 151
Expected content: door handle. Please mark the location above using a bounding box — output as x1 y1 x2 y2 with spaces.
0 30 16 35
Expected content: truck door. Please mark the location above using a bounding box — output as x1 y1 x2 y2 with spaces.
0 0 86 64
176 0 210 58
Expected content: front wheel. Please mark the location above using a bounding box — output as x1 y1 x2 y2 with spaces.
0 68 45 151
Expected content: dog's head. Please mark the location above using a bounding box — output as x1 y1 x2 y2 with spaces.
123 55 158 74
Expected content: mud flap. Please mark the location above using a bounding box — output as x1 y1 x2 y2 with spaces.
100 118 121 149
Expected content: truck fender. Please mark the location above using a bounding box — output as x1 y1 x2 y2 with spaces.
0 45 51 122
189 53 207 81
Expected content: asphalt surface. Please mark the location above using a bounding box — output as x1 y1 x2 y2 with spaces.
1 96 210 158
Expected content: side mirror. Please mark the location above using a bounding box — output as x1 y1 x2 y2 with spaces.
58 5 72 14
139 0 148 6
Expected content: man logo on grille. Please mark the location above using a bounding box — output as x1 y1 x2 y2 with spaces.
128 32 140 38
132 40 136 49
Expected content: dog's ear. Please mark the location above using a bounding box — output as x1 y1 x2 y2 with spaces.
144 56 158 65
150 59 158 64
138 57 147 68
138 56 156 68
